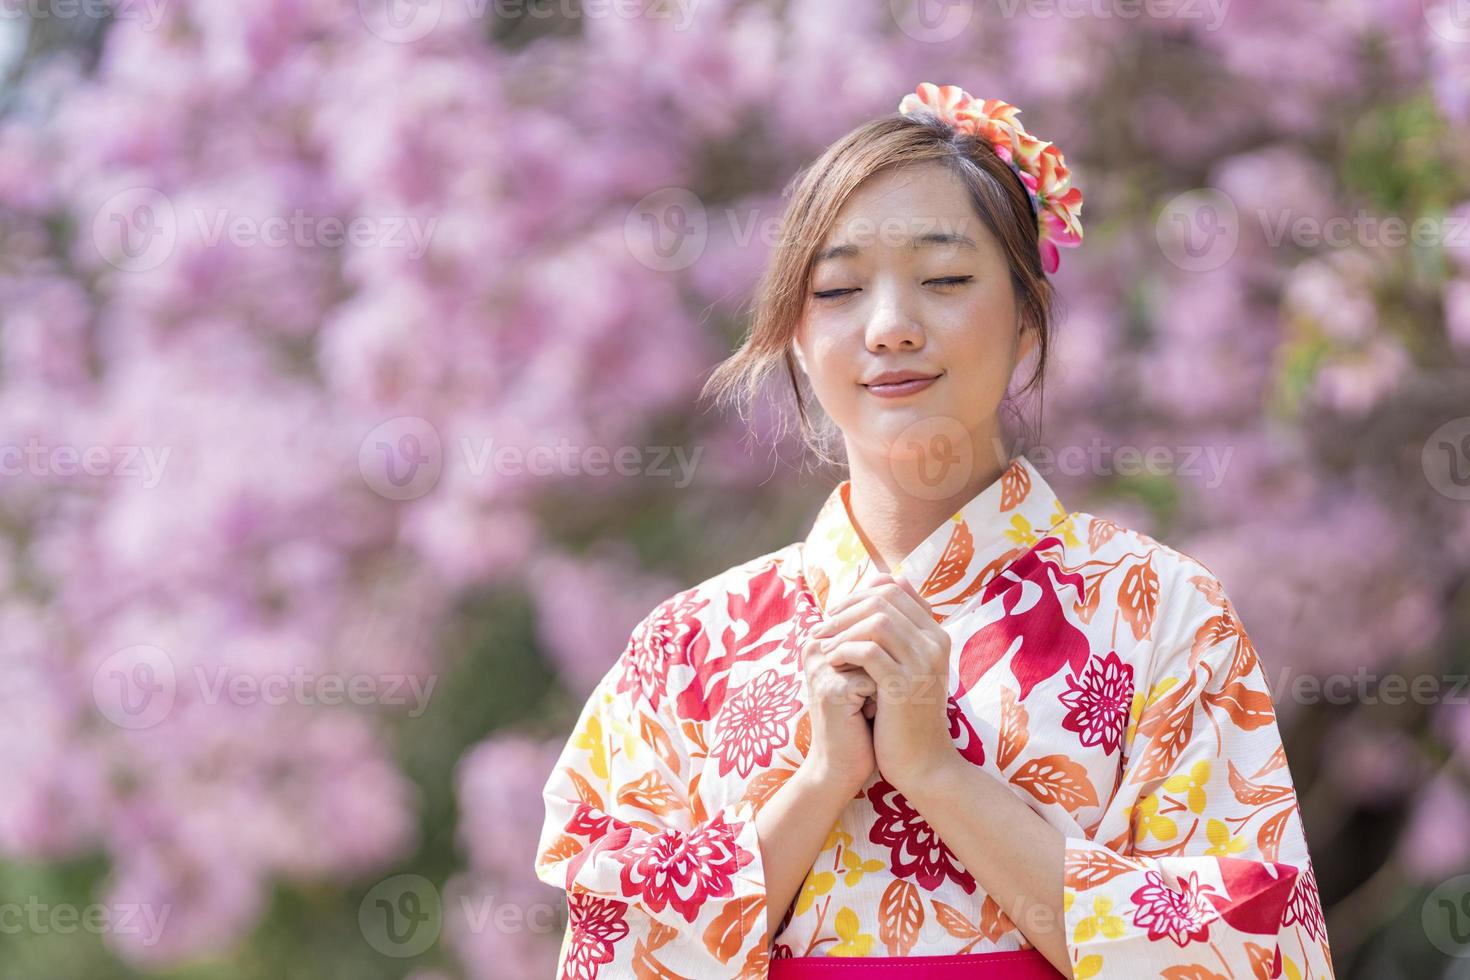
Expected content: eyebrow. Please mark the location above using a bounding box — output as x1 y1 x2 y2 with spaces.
813 231 978 264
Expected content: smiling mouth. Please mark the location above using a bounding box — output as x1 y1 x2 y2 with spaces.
862 374 942 397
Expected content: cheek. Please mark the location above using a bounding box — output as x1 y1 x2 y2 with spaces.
930 314 1023 405
805 323 856 380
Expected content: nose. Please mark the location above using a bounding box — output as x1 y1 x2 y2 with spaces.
864 282 925 352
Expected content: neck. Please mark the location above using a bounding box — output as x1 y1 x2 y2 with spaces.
843 430 1011 574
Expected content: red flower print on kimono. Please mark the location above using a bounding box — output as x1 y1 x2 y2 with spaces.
616 811 755 923
780 584 826 667
1283 860 1328 943
674 562 795 722
947 695 986 768
537 594 769 978
710 671 802 777
562 893 629 980
955 537 1090 701
867 779 976 894
537 453 1337 976
617 586 709 712
1058 650 1134 754
1130 871 1217 946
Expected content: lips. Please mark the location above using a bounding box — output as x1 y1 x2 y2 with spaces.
862 371 941 398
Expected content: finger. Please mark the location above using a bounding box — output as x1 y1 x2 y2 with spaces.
800 636 839 679
813 594 912 645
815 668 876 706
813 576 931 637
835 581 951 671
856 576 935 632
821 607 927 670
826 638 901 680
833 673 877 705
860 610 920 668
870 575 937 629
799 636 820 672
843 671 878 699
817 564 889 621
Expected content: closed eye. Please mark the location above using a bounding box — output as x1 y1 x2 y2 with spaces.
813 276 971 299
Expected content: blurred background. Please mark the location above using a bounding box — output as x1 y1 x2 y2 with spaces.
1 0 1468 977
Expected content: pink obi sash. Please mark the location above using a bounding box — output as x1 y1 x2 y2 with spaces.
767 950 1063 979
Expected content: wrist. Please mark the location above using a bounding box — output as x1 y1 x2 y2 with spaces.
891 751 963 806
796 755 871 801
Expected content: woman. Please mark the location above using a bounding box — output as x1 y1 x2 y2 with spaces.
534 82 1333 980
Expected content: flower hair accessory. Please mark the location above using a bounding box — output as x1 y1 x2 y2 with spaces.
898 82 1083 274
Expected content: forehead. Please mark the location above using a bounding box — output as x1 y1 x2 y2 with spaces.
817 163 987 259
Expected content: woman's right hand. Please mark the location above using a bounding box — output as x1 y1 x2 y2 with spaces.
798 635 878 793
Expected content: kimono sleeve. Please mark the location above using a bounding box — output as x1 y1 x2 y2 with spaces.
1061 567 1335 980
533 606 771 980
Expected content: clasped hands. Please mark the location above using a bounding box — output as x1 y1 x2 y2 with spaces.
804 571 957 794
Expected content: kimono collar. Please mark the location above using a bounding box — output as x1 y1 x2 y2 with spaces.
799 454 1075 620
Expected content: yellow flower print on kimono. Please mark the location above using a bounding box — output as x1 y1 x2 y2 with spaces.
535 454 1334 979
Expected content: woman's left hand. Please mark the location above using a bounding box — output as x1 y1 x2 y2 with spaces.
808 572 955 794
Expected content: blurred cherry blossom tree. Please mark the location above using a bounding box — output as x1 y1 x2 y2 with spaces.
1 0 1466 976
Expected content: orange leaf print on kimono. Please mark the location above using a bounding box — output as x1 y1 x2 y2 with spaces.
535 454 1334 979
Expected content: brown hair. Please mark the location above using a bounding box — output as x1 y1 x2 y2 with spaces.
698 108 1060 469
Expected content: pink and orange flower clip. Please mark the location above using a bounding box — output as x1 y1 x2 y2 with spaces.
897 82 1084 274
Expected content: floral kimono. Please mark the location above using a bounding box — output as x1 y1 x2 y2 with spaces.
534 454 1334 979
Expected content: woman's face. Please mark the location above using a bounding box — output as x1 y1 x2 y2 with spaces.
794 161 1034 475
